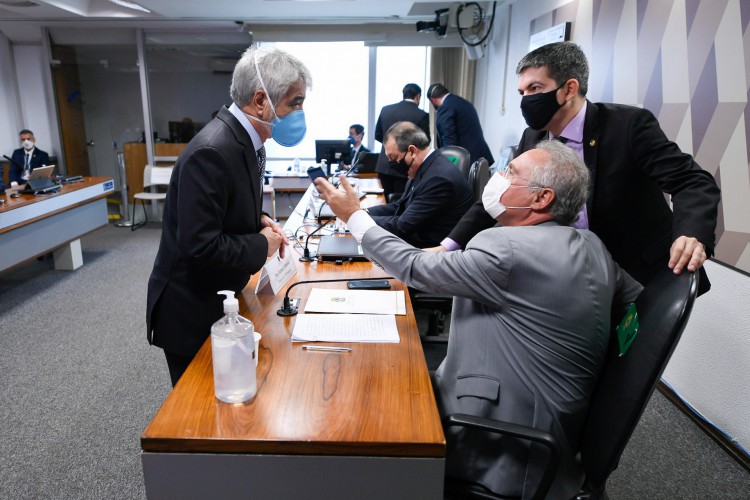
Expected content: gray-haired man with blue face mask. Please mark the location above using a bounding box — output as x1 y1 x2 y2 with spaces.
146 46 312 386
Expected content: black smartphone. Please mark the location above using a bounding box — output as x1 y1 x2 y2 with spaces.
347 280 391 290
307 166 326 182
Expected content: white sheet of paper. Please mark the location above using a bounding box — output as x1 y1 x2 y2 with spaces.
303 288 406 315
291 314 399 343
150 167 173 185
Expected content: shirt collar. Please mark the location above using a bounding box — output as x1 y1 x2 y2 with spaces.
228 102 264 151
551 101 587 143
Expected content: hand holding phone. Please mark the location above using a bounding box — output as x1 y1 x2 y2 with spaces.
307 166 327 192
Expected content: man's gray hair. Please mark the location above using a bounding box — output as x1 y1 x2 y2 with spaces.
230 46 312 107
516 42 589 96
384 121 430 152
529 140 590 226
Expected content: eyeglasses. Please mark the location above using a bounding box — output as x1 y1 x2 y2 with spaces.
498 164 544 189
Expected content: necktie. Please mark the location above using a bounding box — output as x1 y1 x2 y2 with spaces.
554 136 568 144
256 146 266 197
24 153 30 170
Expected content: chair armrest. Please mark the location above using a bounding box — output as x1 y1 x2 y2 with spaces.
443 413 562 500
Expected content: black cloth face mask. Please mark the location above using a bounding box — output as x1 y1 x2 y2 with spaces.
520 82 565 130
388 150 414 173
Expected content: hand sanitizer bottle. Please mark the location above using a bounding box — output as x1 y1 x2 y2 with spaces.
211 290 256 403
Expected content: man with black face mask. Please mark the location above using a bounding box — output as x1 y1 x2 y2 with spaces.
435 41 720 295
364 121 473 248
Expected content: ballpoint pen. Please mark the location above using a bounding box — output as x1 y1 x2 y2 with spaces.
302 345 352 352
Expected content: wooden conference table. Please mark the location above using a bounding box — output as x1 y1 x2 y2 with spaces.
0 177 114 272
141 179 446 499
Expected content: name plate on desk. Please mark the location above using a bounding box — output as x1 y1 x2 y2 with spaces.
254 249 297 295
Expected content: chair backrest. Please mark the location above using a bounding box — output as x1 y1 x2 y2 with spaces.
580 268 699 490
438 145 471 178
143 165 174 189
467 158 490 203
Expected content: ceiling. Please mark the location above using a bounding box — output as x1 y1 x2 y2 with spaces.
0 0 501 46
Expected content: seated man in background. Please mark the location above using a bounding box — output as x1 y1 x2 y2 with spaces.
364 121 473 248
10 129 50 184
348 123 369 165
315 140 642 499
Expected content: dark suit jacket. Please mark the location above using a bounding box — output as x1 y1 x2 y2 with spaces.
146 106 269 357
10 147 50 184
367 151 473 248
436 94 495 165
351 144 370 164
374 100 430 178
447 102 720 294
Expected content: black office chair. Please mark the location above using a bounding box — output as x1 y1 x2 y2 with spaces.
467 158 490 203
438 145 472 178
443 268 699 500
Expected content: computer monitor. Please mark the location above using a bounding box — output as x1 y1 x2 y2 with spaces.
315 140 352 171
168 121 200 143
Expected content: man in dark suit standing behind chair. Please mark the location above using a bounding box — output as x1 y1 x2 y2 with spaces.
438 42 720 295
427 83 495 166
10 129 50 184
374 83 430 199
146 46 310 386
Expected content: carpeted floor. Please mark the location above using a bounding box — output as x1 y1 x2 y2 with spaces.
0 222 747 499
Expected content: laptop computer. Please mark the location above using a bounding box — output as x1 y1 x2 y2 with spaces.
316 235 367 262
23 165 60 193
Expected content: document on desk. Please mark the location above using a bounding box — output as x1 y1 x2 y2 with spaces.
291 314 399 343
303 288 406 315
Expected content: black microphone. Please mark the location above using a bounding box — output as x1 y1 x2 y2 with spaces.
299 213 335 262
277 276 395 316
3 154 23 169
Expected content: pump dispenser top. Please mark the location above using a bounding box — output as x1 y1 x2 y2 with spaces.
218 290 239 313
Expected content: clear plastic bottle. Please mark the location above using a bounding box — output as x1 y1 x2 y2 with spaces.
293 157 301 173
211 290 256 403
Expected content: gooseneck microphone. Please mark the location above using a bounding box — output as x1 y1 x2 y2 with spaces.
277 276 395 316
3 154 23 169
299 212 335 262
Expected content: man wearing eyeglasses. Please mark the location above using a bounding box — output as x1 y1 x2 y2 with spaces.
315 139 642 499
437 42 720 296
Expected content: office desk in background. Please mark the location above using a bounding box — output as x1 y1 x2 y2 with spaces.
141 184 446 500
0 177 114 272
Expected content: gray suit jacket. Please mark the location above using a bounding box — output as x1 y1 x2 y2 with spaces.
362 223 642 499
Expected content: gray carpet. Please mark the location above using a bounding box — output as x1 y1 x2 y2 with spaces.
0 223 747 499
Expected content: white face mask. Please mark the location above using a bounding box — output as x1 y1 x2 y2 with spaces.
22 139 34 151
481 172 534 219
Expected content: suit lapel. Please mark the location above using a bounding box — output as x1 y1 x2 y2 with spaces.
582 101 599 220
218 107 262 222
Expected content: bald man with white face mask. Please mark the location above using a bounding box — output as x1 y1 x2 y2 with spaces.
315 140 642 499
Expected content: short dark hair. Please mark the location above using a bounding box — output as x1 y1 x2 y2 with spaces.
516 42 589 96
384 121 430 152
350 124 364 136
402 83 422 100
427 83 448 99
19 129 33 136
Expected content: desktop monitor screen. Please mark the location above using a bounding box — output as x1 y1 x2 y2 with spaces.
315 140 352 168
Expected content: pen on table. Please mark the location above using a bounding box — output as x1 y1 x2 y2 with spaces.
302 345 352 352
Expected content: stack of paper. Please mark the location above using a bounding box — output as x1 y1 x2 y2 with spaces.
291 314 399 343
303 288 406 315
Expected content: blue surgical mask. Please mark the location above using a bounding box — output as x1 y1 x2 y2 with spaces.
348 135 356 145
245 52 307 147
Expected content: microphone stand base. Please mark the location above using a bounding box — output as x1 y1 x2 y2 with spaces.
277 298 301 316
298 254 317 262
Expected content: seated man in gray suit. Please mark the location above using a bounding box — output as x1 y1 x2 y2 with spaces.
315 140 642 499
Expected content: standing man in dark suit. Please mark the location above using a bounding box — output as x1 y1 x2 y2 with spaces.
10 129 50 184
348 123 369 166
427 83 495 166
437 42 720 294
147 46 310 386
364 121 473 248
374 83 431 199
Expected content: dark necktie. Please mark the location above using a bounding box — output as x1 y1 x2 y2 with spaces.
256 146 266 197
24 153 30 170
554 136 568 144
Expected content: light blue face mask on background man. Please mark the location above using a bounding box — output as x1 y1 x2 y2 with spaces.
244 52 307 147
